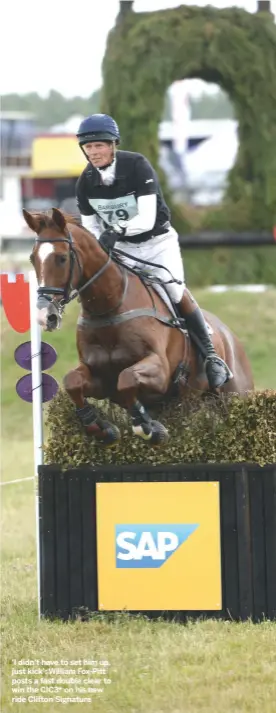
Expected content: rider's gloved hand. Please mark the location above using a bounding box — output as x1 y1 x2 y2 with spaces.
99 224 126 252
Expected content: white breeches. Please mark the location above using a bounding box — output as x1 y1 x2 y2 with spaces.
115 227 185 303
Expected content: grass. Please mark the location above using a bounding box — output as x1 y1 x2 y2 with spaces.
1 290 276 712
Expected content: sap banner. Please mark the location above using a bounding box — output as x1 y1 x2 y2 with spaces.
96 482 221 611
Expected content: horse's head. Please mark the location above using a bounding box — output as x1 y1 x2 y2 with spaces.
23 208 82 331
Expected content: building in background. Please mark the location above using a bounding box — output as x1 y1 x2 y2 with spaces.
0 114 86 263
167 80 191 170
159 117 238 204
21 126 86 217
184 120 238 205
0 111 37 238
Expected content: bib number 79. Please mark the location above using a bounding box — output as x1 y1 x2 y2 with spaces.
102 208 129 223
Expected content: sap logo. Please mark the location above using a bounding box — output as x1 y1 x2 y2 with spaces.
115 524 198 568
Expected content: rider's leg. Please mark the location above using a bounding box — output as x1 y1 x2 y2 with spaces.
144 228 232 389
175 289 233 388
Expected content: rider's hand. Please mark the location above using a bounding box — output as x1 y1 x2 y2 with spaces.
99 225 126 252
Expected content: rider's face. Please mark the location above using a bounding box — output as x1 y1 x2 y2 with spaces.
83 141 114 168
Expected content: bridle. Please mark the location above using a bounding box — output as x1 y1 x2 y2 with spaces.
36 231 82 305
35 230 128 317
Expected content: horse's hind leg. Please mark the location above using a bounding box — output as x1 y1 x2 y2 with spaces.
117 354 170 445
63 364 120 446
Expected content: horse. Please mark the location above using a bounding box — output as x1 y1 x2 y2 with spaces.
23 208 254 447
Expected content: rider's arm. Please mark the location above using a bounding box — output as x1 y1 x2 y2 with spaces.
118 194 157 237
115 156 158 237
76 175 102 239
81 213 102 239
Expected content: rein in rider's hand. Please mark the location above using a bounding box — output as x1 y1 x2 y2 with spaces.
99 224 126 252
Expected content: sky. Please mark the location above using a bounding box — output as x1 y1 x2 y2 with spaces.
1 0 275 98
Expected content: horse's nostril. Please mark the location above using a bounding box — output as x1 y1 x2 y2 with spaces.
47 313 58 327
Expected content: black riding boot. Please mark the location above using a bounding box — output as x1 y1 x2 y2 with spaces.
176 297 233 389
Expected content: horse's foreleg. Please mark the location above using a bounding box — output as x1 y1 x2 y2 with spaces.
117 354 170 445
117 353 169 393
63 364 120 446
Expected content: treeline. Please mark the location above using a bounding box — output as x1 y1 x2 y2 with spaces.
1 89 102 129
190 91 235 120
2 87 234 128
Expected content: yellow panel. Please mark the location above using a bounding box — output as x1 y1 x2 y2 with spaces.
96 482 222 611
32 136 86 176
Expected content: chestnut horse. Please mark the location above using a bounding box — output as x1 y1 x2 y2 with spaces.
24 208 254 446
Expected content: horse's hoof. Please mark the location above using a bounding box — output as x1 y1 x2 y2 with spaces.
86 420 121 447
150 420 169 446
101 424 121 447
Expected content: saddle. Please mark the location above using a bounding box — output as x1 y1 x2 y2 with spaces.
134 266 213 337
132 268 191 391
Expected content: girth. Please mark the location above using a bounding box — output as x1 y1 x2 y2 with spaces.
77 307 188 330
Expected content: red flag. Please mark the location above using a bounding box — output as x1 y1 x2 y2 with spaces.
0 274 30 333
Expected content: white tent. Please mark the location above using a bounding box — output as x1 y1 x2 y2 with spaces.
184 124 239 204
49 114 85 134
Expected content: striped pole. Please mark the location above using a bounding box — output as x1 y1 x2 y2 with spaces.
29 270 43 620
1 270 58 620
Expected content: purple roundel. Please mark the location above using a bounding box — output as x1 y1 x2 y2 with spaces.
14 341 57 371
16 373 59 403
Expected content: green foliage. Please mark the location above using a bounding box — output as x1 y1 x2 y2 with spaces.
181 194 256 233
45 389 276 469
102 5 276 229
182 246 276 287
1 89 101 128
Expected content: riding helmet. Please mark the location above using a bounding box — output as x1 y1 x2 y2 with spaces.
76 114 120 145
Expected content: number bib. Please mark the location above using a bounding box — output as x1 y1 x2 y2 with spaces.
88 194 137 226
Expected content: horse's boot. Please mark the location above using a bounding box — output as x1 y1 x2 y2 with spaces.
175 291 233 389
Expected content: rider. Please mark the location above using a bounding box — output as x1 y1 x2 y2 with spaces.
75 113 232 389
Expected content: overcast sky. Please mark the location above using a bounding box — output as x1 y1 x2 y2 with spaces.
1 0 275 98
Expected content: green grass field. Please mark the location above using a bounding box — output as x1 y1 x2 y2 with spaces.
1 290 276 713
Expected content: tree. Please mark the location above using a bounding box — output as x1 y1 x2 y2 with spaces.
102 4 276 229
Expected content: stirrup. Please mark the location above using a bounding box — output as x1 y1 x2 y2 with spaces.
205 355 233 387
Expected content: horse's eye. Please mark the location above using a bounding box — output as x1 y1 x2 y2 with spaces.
29 254 35 265
55 254 67 266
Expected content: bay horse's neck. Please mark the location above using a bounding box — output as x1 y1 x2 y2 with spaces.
73 224 124 314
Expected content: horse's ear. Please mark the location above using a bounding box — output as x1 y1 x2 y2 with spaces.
22 209 40 234
51 208 67 232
